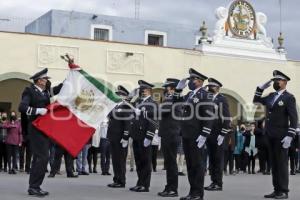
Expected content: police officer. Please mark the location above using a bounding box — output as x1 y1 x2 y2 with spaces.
176 68 214 200
157 78 181 197
204 78 231 191
253 70 298 199
107 85 132 188
18 68 62 197
129 80 158 192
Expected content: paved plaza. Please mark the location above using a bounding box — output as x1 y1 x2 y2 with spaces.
1 166 300 200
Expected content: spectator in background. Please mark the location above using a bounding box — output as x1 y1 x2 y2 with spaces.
244 123 258 174
76 143 90 176
255 119 271 175
88 126 100 173
100 118 111 175
233 124 245 174
19 112 32 174
4 111 23 174
288 128 299 175
224 125 235 175
177 136 185 176
296 128 300 174
0 112 8 172
151 130 160 172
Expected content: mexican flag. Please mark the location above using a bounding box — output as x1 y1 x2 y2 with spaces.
33 67 120 157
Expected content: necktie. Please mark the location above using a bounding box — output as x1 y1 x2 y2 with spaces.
271 92 279 106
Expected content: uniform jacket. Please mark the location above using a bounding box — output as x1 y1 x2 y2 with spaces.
253 87 298 139
176 87 214 139
107 102 132 142
18 84 62 121
129 96 158 141
158 93 181 139
209 93 231 138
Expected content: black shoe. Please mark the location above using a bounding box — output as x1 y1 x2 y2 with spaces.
28 188 47 197
158 190 178 197
190 196 203 200
264 192 278 198
80 171 89 175
135 186 149 192
178 172 185 176
205 183 222 191
39 189 49 196
180 195 192 200
274 193 288 199
48 173 55 178
89 167 92 173
93 169 98 173
67 174 78 178
107 183 125 188
290 171 296 175
130 186 141 191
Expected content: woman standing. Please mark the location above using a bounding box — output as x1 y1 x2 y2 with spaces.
4 111 23 174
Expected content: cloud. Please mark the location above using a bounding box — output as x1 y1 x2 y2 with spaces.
0 0 298 60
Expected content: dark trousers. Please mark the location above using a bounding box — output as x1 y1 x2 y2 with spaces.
88 146 98 171
100 138 110 173
258 145 272 173
289 147 297 173
269 137 289 193
29 124 50 189
50 145 74 176
182 138 206 198
234 154 241 171
133 139 152 188
224 149 234 173
246 152 256 173
19 141 32 172
110 140 128 185
6 144 18 170
161 138 178 192
207 137 224 186
0 141 8 170
151 145 158 171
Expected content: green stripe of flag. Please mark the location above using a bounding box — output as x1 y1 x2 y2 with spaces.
79 69 120 103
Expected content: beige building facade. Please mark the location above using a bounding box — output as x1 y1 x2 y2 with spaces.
0 30 299 124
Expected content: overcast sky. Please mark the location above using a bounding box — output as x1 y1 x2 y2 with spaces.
0 0 299 60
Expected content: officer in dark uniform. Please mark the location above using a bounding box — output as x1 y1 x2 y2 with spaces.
129 80 158 192
18 68 62 197
176 68 214 200
205 78 231 191
107 85 132 188
253 70 298 199
157 78 181 197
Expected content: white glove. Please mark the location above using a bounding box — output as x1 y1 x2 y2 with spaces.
120 139 128 148
143 138 151 147
281 136 293 149
36 108 48 115
135 108 141 116
196 135 207 149
258 80 272 90
217 135 225 146
176 78 188 90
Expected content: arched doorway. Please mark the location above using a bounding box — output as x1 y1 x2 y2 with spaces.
0 73 31 114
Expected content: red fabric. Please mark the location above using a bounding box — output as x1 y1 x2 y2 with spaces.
68 63 80 69
32 102 95 157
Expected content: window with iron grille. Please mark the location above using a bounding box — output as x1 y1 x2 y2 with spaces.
93 28 109 41
148 34 164 46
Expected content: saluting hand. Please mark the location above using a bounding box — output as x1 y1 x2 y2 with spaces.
176 78 188 91
258 80 272 90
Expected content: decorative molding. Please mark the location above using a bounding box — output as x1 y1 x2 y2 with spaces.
106 50 144 75
37 44 79 70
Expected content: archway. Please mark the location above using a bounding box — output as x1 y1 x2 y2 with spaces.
0 72 31 114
